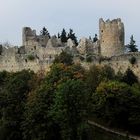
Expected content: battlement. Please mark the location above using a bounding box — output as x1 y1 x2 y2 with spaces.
99 18 122 25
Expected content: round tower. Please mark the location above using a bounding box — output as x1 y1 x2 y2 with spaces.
99 18 125 57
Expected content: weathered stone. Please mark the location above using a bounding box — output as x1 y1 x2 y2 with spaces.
46 36 62 48
77 37 96 54
99 18 125 57
1 18 140 80
67 38 75 48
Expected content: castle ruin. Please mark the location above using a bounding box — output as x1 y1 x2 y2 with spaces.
0 18 140 78
99 18 124 57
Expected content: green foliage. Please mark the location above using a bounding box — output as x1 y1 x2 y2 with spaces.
40 27 50 38
93 34 98 42
57 33 60 38
90 80 140 134
129 56 137 65
46 63 85 87
53 51 73 65
86 65 115 92
126 35 138 52
22 62 86 140
128 84 140 134
0 57 140 139
22 84 59 140
121 68 138 85
60 28 67 43
27 54 35 61
0 71 9 86
60 28 78 45
0 70 35 140
86 56 92 62
67 29 78 45
101 65 115 80
92 81 131 126
50 79 89 140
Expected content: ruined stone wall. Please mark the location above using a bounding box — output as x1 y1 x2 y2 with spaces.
22 27 50 53
99 18 124 57
0 52 51 73
101 52 140 79
2 20 140 80
77 38 100 55
1 46 140 80
0 44 64 73
22 27 37 46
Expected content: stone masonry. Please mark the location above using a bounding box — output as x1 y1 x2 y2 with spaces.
0 18 140 79
99 18 125 57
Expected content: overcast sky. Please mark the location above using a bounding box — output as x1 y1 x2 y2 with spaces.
0 0 140 47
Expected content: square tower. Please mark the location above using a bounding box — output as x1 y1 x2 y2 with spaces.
99 18 125 57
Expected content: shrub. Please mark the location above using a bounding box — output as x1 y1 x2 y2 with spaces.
27 55 35 61
129 56 136 65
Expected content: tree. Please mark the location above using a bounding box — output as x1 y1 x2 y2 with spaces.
122 68 138 86
57 33 60 38
50 79 89 140
126 35 138 52
53 51 73 65
129 56 137 65
40 27 50 38
60 28 67 43
67 29 78 45
92 81 132 127
90 81 140 134
0 70 34 140
86 65 115 92
22 62 86 140
93 34 98 42
101 65 115 81
128 84 140 134
22 84 60 140
89 36 92 41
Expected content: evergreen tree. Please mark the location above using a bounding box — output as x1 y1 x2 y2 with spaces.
40 27 50 38
67 29 78 45
50 79 88 140
126 35 138 52
60 28 67 43
89 36 92 41
93 34 98 42
57 33 60 38
122 68 138 85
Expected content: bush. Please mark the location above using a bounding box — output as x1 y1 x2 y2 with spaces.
27 55 35 61
121 68 138 85
53 51 73 65
129 56 136 65
92 81 131 127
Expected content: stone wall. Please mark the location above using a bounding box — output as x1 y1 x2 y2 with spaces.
101 52 140 79
22 27 50 52
1 19 140 80
77 37 100 55
0 45 63 73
